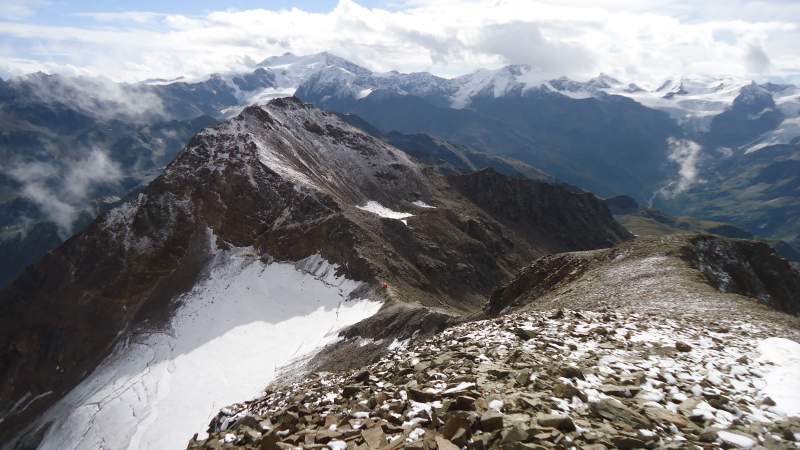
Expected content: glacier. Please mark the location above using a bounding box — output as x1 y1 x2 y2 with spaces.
22 241 381 450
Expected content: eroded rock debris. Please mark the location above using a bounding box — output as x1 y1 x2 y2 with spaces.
188 310 799 449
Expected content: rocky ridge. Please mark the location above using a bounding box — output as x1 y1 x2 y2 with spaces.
487 234 800 317
0 97 629 442
189 309 800 450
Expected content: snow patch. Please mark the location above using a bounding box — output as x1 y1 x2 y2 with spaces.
717 430 756 448
357 201 413 221
355 88 373 99
757 337 800 417
30 243 381 450
744 116 800 154
411 200 436 209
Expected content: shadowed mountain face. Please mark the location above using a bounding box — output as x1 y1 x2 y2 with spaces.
298 87 682 200
335 112 553 181
705 83 786 148
0 98 630 442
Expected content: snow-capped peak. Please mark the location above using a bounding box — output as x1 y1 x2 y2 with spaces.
258 51 370 90
450 65 537 108
589 73 622 89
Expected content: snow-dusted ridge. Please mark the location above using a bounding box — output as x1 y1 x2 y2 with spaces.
178 98 433 207
23 231 382 450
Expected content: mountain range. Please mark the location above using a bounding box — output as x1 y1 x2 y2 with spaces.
2 52 799 287
0 52 799 449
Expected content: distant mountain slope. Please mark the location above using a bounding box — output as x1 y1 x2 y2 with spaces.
0 98 629 447
299 86 680 199
0 82 217 285
606 195 755 239
657 140 800 241
4 51 800 293
335 112 553 181
291 59 800 242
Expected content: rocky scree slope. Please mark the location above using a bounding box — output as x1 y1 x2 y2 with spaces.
0 97 629 441
190 309 800 450
487 234 800 318
188 233 800 450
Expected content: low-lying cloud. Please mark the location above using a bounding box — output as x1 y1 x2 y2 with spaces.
745 44 772 75
6 149 123 236
657 137 704 199
17 73 166 122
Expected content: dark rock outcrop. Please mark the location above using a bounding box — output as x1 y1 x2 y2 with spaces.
605 195 639 215
682 235 800 314
448 168 632 254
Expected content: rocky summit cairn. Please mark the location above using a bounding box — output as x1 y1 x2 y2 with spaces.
188 310 799 449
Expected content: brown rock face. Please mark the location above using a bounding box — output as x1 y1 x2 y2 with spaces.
0 98 631 440
486 252 593 315
449 168 632 254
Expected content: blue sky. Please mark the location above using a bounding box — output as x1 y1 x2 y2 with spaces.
1 0 798 83
12 1 395 26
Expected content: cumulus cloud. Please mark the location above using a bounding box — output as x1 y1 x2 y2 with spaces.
0 0 798 84
477 21 595 81
6 150 123 235
657 137 704 199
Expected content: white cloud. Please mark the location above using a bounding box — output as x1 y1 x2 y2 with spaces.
20 73 166 121
658 137 704 198
0 0 798 83
0 0 48 20
6 150 123 235
476 21 595 80
745 44 772 74
73 11 167 24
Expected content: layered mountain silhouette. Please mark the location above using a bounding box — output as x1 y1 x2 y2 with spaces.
3 53 800 291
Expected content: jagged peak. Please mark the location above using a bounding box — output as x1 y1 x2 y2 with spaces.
264 95 309 110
